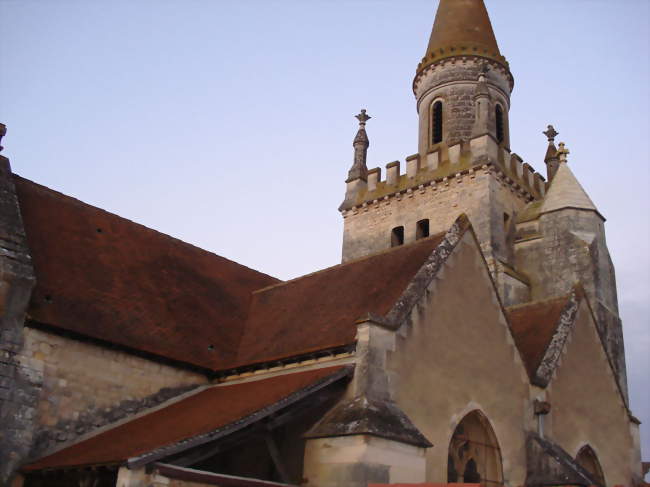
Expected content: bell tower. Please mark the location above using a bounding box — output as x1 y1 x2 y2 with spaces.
414 0 513 158
340 0 547 307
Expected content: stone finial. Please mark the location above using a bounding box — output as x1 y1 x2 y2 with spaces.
0 123 6 153
355 109 371 126
347 109 371 182
543 125 558 143
557 142 570 163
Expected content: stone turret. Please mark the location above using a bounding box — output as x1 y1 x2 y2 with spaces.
515 143 628 402
340 0 545 298
414 0 513 157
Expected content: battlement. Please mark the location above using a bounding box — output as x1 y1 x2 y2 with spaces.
340 134 545 212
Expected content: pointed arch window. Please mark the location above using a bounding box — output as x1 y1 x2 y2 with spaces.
495 104 504 143
447 410 504 486
432 101 443 144
576 445 605 486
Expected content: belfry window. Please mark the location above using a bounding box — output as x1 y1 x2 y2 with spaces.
391 226 404 247
495 104 504 143
416 219 430 240
432 101 443 144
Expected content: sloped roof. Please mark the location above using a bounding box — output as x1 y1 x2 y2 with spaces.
14 175 279 370
540 163 600 217
507 295 570 379
233 233 445 368
24 365 349 471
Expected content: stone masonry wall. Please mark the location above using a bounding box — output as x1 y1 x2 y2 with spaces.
342 166 529 268
414 58 512 155
19 326 207 459
514 208 628 403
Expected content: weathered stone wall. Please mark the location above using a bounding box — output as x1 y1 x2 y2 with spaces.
18 326 207 459
545 301 641 486
0 152 38 487
342 167 529 269
414 58 512 153
514 208 628 402
386 234 532 484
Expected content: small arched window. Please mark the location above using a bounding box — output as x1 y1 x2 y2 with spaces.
391 226 404 247
495 104 504 143
432 101 443 144
447 410 503 486
576 445 605 486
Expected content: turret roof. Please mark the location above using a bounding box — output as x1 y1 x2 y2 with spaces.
417 0 507 75
540 162 601 217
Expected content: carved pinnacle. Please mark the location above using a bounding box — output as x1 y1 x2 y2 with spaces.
557 142 570 163
355 109 371 126
543 125 558 143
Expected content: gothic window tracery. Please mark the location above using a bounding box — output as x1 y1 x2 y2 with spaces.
447 410 503 486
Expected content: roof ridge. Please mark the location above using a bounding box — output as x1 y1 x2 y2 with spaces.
13 174 279 283
251 232 447 295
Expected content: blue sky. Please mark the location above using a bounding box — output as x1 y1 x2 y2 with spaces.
1 0 648 466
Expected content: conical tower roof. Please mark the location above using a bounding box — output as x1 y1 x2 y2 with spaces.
540 163 602 218
416 0 509 77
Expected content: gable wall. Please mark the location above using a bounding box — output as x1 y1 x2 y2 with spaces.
386 233 531 485
545 302 640 485
18 326 206 460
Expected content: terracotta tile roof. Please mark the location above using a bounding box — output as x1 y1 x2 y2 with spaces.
233 234 445 368
507 295 570 379
24 365 348 471
14 175 279 370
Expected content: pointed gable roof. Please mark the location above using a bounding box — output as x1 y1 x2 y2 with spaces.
507 295 571 382
234 232 446 368
540 163 602 218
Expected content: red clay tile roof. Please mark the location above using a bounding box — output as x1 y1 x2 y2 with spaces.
233 234 445 368
14 175 279 370
24 365 348 471
507 295 570 379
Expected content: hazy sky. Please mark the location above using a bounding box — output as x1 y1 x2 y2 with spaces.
1 0 648 466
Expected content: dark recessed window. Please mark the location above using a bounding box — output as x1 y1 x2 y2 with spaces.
391 226 404 247
495 104 504 143
416 219 430 240
432 101 443 144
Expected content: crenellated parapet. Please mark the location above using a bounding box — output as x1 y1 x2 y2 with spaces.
339 134 545 213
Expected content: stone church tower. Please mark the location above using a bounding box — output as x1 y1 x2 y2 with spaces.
339 0 628 402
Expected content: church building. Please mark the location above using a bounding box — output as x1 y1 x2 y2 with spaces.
0 0 645 486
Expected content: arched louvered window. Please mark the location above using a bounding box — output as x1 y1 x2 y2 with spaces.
432 101 443 144
495 104 504 143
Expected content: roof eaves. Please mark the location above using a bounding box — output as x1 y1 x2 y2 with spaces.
126 365 353 469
